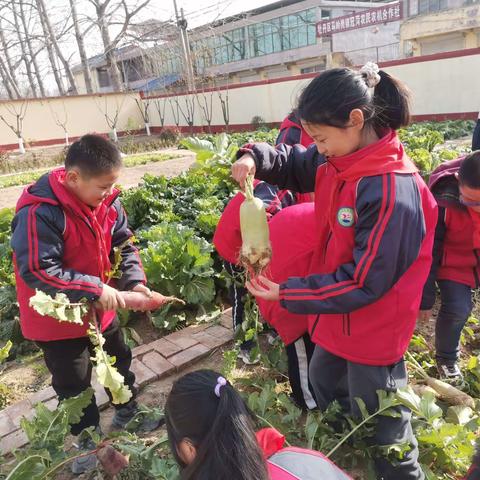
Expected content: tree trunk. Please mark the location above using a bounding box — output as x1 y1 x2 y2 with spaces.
69 0 94 93
0 23 20 98
32 0 65 95
11 0 40 97
0 60 14 99
36 0 77 94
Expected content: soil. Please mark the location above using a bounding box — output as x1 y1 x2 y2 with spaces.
0 151 196 210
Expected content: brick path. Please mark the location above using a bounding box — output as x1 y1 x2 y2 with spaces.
0 309 233 454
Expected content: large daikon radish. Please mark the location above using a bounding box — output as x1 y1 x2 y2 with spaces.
239 175 272 275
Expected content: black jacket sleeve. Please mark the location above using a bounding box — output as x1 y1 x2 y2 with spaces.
11 204 103 302
110 199 146 290
237 142 323 193
420 206 446 310
279 174 426 314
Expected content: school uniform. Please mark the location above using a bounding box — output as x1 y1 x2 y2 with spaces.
239 130 438 479
11 167 145 435
421 158 480 365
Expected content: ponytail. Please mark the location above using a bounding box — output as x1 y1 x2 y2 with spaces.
373 70 411 130
165 370 269 480
297 64 411 133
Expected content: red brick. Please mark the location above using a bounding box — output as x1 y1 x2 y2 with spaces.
0 429 28 454
29 386 56 406
132 343 154 358
141 351 175 379
164 330 199 349
4 399 33 428
168 343 210 369
130 358 157 387
219 310 233 329
203 325 232 341
192 331 232 350
150 338 182 358
0 412 15 437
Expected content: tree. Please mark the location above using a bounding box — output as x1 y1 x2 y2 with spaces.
94 94 127 141
87 0 151 92
0 21 21 99
69 0 94 94
135 96 151 135
0 100 29 153
48 99 70 145
35 0 78 94
10 0 45 97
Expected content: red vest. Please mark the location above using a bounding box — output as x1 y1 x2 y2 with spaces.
306 131 437 365
14 168 117 341
438 207 480 287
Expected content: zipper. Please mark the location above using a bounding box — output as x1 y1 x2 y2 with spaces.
347 313 351 336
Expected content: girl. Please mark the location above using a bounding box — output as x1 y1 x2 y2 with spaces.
164 369 352 480
231 63 437 479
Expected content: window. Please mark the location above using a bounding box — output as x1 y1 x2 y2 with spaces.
300 63 325 74
248 7 317 57
418 0 448 13
97 68 110 88
193 27 246 67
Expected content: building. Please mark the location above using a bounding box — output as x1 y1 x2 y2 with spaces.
73 0 404 94
400 0 480 56
189 0 402 82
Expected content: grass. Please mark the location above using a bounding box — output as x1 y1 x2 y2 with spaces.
0 152 180 189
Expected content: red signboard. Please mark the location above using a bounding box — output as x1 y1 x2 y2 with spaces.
316 2 403 37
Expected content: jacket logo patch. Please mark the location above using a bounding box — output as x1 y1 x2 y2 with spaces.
337 207 355 227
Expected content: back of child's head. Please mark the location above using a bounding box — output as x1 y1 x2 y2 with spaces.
165 369 269 480
459 151 480 189
298 63 411 133
65 134 122 177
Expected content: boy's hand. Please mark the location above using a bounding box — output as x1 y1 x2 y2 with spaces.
231 154 256 190
417 309 432 323
131 283 152 297
98 284 126 311
246 275 280 302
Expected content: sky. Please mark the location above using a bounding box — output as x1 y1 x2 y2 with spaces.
145 0 280 28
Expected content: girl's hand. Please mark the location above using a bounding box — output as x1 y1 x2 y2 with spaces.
417 309 432 323
231 154 256 190
246 275 280 301
132 283 153 298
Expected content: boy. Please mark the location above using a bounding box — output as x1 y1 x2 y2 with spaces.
11 134 159 474
419 151 480 383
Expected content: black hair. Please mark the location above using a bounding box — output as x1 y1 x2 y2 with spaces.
459 151 480 189
64 134 122 177
165 369 269 480
297 67 411 134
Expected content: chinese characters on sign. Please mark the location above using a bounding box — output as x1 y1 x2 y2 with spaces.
316 2 403 37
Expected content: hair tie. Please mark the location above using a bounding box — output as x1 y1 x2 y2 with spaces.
360 62 381 88
214 376 227 398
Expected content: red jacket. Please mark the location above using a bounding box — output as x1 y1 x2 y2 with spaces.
11 168 145 341
241 130 437 365
257 428 352 479
276 111 314 148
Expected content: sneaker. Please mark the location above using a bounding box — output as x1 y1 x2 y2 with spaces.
267 331 280 346
111 401 164 432
71 436 97 475
437 362 464 385
238 345 260 365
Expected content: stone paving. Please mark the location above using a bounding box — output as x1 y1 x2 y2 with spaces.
0 308 233 454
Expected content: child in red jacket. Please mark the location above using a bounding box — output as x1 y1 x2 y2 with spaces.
419 152 480 383
11 135 161 474
231 63 437 479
